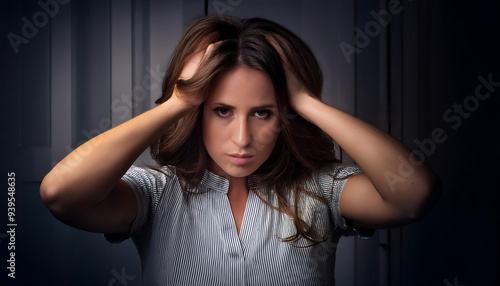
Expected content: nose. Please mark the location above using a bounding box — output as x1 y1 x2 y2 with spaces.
232 116 252 147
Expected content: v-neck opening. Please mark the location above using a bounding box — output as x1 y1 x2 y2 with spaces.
237 190 257 253
236 191 250 238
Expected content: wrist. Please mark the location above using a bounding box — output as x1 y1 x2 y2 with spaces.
169 88 200 112
156 94 198 122
290 92 320 121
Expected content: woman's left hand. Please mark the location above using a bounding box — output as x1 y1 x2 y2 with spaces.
284 66 314 116
283 64 441 230
284 65 314 119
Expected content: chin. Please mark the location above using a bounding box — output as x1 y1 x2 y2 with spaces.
216 164 259 179
225 168 255 178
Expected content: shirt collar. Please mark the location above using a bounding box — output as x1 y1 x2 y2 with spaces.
197 170 261 194
199 170 230 193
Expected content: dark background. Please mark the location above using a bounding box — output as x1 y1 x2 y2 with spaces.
1 0 499 285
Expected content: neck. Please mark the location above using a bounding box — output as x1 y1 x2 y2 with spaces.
208 160 249 195
227 176 249 196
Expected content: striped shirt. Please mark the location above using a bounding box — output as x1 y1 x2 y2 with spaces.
105 163 374 285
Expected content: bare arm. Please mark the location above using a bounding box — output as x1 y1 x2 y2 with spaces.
40 96 193 233
40 46 212 234
287 72 442 229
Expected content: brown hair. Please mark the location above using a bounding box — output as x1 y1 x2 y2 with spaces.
151 15 341 245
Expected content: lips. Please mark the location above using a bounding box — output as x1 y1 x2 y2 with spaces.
227 153 254 165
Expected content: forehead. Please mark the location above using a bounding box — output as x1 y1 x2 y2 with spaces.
206 66 276 106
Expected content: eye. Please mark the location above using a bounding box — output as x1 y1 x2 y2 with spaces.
213 107 232 117
254 110 271 119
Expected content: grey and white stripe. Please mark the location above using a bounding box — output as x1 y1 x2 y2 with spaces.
105 163 373 285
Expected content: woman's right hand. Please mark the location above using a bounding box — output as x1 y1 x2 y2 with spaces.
172 43 218 109
39 44 220 233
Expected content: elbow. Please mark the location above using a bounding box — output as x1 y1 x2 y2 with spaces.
40 175 58 209
39 175 72 218
407 173 443 220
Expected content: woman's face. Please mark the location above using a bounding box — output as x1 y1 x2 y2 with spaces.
202 66 280 179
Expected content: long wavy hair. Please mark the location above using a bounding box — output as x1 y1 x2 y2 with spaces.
151 15 341 245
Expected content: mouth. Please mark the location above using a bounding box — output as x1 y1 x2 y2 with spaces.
227 153 254 165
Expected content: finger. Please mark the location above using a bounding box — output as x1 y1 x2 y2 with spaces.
179 41 224 80
202 40 224 61
179 50 204 80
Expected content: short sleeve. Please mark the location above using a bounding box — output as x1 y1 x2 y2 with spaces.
104 165 169 243
318 163 375 239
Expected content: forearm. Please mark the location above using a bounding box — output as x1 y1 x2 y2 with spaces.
295 94 438 216
40 96 191 211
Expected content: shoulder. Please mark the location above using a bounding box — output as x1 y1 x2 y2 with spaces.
121 165 179 201
312 162 363 198
107 165 180 241
294 162 362 199
318 162 363 180
123 165 175 185
312 163 375 238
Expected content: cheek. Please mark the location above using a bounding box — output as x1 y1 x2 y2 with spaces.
253 120 281 153
202 113 215 151
202 113 226 152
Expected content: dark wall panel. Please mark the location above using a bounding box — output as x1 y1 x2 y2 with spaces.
19 2 51 147
131 0 151 117
71 0 111 147
400 1 500 285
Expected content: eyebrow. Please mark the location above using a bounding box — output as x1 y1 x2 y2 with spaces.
212 103 277 110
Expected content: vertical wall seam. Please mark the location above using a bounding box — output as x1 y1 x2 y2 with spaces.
69 1 73 149
49 10 52 148
131 0 135 111
109 0 113 127
416 1 420 141
386 0 392 136
131 0 136 117
70 1 75 148
385 2 392 284
399 6 405 286
353 0 358 118
353 1 358 285
400 5 405 143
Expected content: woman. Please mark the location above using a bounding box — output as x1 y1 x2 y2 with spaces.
40 16 441 285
